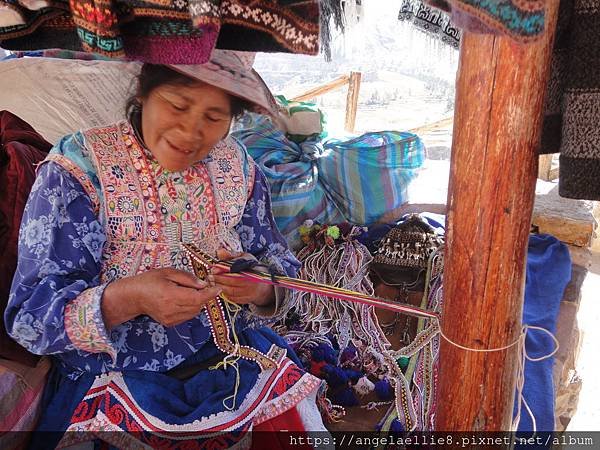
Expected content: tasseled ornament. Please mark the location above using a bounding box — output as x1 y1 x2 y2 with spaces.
319 0 346 60
398 356 410 371
353 376 375 397
374 378 394 401
331 386 359 407
312 343 337 364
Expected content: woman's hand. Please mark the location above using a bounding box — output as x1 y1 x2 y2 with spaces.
102 268 222 329
210 248 275 307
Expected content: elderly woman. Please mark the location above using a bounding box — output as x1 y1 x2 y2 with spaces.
5 51 325 448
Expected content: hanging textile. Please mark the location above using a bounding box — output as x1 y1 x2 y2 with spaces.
397 0 461 49
514 234 571 435
215 0 320 56
398 0 546 45
270 217 445 432
539 0 600 201
272 224 405 419
0 0 320 63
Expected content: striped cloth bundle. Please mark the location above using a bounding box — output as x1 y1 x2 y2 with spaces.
232 114 425 249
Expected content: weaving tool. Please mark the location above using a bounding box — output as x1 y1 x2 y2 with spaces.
183 243 278 371
182 243 438 321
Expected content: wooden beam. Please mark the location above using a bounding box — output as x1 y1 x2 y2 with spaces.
344 71 362 133
409 116 454 135
291 74 350 102
437 0 560 431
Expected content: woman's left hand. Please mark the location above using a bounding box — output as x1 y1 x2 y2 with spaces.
210 248 275 307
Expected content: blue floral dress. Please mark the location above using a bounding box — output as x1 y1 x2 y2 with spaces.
5 122 324 449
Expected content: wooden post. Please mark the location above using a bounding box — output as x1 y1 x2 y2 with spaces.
344 71 362 133
437 0 560 431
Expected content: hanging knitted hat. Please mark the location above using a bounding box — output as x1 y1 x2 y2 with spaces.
371 214 444 288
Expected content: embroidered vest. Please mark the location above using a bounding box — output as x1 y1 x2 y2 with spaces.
47 121 278 370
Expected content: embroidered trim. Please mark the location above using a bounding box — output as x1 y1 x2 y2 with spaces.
43 154 100 216
221 0 319 55
186 243 280 370
206 137 248 229
253 372 322 425
64 285 116 362
246 155 256 200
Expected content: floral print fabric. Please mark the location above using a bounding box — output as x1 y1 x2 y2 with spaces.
5 132 299 380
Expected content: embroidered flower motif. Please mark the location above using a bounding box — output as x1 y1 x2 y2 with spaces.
111 165 125 179
117 196 137 214
218 158 232 173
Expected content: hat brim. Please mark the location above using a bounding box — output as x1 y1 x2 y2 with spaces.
168 64 278 116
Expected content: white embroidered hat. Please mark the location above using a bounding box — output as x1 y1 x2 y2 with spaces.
168 49 278 116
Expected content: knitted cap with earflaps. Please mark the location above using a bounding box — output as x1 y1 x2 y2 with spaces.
371 214 444 287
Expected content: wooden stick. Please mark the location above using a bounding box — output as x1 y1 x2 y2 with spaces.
409 116 454 135
437 0 560 431
344 71 362 133
290 75 350 102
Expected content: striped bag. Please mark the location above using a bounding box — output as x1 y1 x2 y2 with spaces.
232 114 425 248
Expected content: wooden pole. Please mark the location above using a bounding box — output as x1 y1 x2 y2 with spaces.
344 71 362 133
437 0 560 431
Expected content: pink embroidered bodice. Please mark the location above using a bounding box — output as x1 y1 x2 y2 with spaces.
79 121 253 281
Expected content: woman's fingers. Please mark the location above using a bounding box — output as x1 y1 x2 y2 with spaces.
172 285 222 307
216 248 241 261
161 268 207 289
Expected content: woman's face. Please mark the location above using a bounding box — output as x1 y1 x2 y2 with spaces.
140 81 233 171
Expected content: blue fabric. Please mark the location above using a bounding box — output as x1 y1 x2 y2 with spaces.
515 234 571 438
31 326 300 448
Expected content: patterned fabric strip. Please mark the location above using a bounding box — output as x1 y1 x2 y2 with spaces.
252 372 323 425
64 284 116 362
220 0 319 55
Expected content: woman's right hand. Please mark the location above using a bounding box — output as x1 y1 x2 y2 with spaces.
102 268 222 329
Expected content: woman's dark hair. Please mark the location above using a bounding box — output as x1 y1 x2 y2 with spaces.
126 64 252 122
